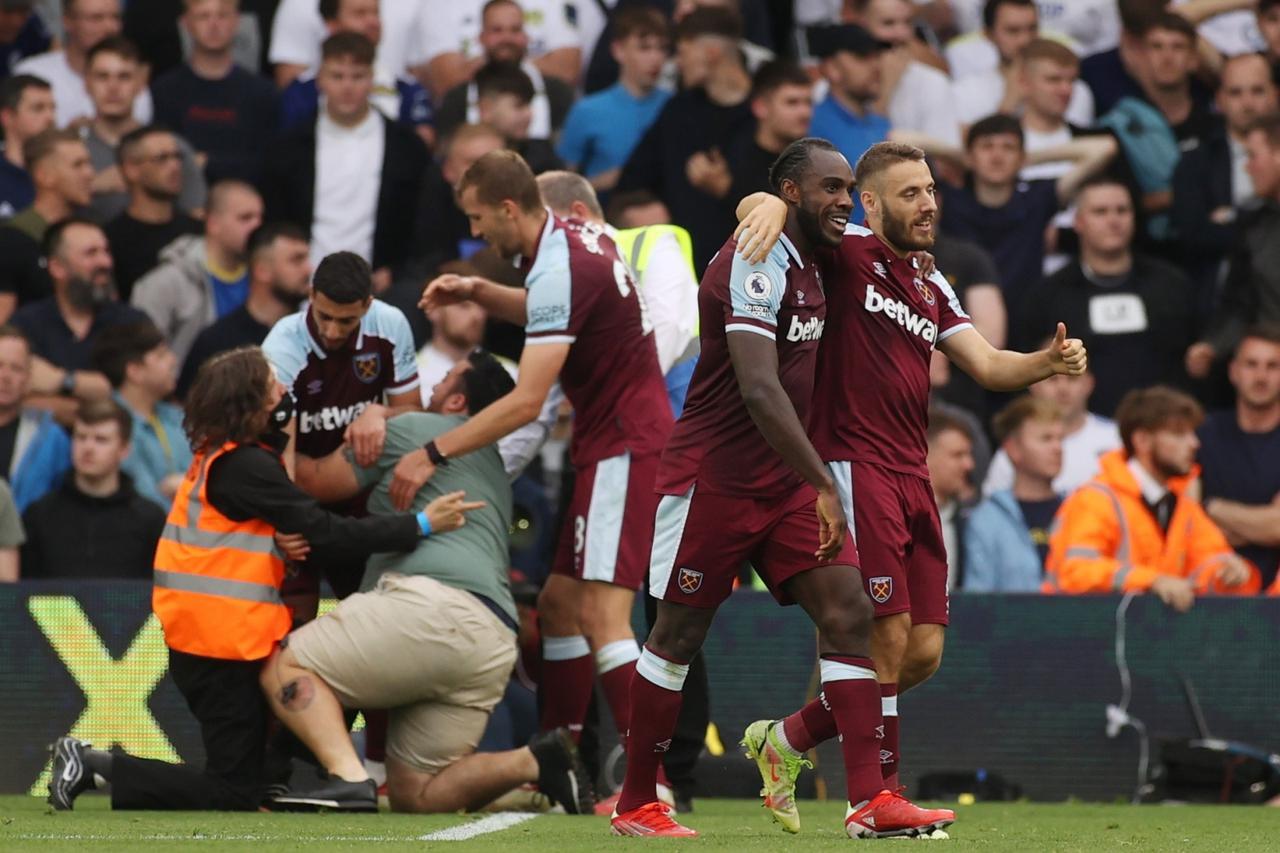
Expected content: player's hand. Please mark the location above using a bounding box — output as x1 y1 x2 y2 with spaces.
345 404 387 468
425 490 487 534
274 531 311 562
909 251 937 280
1047 322 1087 375
814 486 847 562
420 274 476 313
734 195 788 264
390 447 436 511
1185 342 1216 379
1217 554 1251 588
1151 575 1195 613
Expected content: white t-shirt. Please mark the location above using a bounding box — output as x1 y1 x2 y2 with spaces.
1176 1 1263 57
268 0 431 77
311 109 385 269
14 51 153 127
422 0 579 65
948 0 1119 58
982 412 1122 498
889 61 961 147
953 67 1094 128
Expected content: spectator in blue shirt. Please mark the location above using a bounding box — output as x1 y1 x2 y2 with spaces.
0 324 69 512
91 319 191 510
556 6 670 194
807 24 889 221
0 73 53 219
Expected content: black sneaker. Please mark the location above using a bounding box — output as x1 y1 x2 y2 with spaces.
528 727 595 815
268 778 377 812
48 736 94 811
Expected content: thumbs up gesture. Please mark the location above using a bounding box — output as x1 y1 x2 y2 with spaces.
1048 322 1087 376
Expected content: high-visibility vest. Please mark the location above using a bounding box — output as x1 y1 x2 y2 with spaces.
152 442 291 661
613 223 701 342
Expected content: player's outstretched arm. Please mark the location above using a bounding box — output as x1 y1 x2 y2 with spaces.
420 273 529 326
387 342 568 510
940 322 1087 391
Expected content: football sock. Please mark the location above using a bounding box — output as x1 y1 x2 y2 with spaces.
881 682 900 788
595 638 641 742
781 692 838 754
539 635 594 740
616 646 688 815
820 654 884 806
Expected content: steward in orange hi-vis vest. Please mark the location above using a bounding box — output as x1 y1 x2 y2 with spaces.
153 442 291 661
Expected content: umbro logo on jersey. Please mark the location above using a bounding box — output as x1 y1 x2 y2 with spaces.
873 262 887 279
785 315 825 342
864 285 937 343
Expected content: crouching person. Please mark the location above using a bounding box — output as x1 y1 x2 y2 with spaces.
264 350 594 815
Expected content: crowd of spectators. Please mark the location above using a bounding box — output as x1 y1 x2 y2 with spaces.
0 0 1274 611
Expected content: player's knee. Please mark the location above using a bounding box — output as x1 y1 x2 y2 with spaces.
814 590 873 650
536 585 578 634
647 611 711 662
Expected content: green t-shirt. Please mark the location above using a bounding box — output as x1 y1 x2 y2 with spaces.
352 412 515 622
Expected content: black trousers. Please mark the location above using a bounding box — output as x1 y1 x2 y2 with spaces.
112 649 269 811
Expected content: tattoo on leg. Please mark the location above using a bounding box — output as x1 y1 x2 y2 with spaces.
279 676 315 711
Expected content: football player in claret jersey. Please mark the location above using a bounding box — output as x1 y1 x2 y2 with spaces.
402 150 674 777
735 141 1087 833
610 139 952 840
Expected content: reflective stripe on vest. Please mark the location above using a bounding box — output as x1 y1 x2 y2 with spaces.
152 442 290 661
614 224 699 337
1078 483 1134 590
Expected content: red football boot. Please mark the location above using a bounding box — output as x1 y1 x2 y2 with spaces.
610 802 698 837
844 788 956 839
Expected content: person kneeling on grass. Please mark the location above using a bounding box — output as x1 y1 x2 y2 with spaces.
264 350 594 814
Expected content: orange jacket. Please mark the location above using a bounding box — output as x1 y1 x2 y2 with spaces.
1044 450 1261 595
152 442 291 661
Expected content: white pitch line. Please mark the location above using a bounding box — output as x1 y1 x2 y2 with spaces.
418 812 538 841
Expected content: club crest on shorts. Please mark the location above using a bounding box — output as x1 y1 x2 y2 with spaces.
677 567 703 594
352 352 381 383
869 576 893 603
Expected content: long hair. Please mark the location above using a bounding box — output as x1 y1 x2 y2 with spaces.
184 346 275 454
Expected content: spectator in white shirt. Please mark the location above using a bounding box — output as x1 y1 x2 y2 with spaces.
417 290 487 397
947 0 1120 58
268 0 430 89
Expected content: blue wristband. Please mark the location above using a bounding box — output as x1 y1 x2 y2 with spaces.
416 511 432 537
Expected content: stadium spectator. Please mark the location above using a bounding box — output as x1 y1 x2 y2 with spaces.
45 346 436 813
939 114 1117 316
1260 0 1280 66
1017 176 1197 417
964 395 1064 592
264 33 428 285
615 6 753 268
278 0 432 138
20 398 164 579
983 369 1122 497
0 478 22 580
850 0 961 146
714 61 814 203
421 0 582 98
1172 52 1278 292
131 180 263 364
607 189 673 228
808 23 889 220
556 5 669 193
14 0 154 127
1045 385 1258 609
80 37 206 224
101 126 203 300
1079 2 1207 117
468 61 562 175
1131 11 1215 142
1198 327 1280 589
435 0 575 143
178 222 310 398
269 0 431 90
951 0 1095 131
1188 113 1280 379
90 320 191 509
0 324 69 511
0 128 94 317
926 406 976 591
150 0 279 188
268 351 592 815
416 297 486 396
0 74 54 218
0 0 51 77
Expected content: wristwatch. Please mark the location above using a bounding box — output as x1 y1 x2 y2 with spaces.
58 371 76 397
424 439 449 467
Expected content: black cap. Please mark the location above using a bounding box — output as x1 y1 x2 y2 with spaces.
808 24 890 59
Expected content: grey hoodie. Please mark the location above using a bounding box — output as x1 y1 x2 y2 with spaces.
130 235 216 364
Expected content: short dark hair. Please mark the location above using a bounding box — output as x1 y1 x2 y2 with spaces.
605 189 664 225
320 31 375 66
1239 323 1280 349
750 60 811 101
458 149 542 214
461 350 515 414
1137 10 1197 42
966 112 1025 149
1 74 50 112
318 0 340 20
983 0 1035 29
1118 0 1166 34
42 216 101 261
184 346 274 452
117 124 173 168
248 221 308 262
91 320 166 388
613 4 668 42
1247 111 1280 148
1073 172 1134 206
86 35 142 68
311 251 371 304
1115 385 1203 455
675 6 742 43
927 407 972 444
1262 0 1280 13
770 137 841 194
76 398 133 444
23 127 81 172
474 60 535 104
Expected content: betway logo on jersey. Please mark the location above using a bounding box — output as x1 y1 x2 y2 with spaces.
785 314 824 342
299 401 370 434
864 284 936 343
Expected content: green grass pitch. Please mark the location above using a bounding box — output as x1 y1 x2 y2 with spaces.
1 795 1277 851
